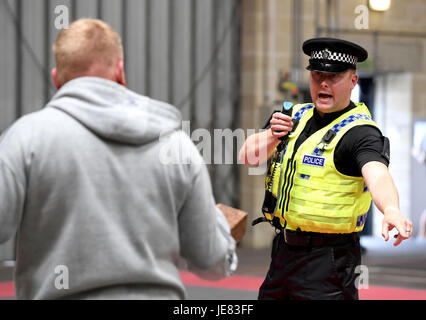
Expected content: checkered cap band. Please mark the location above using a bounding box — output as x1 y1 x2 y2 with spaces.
311 49 358 65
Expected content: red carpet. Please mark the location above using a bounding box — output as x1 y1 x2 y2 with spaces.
2 274 426 299
179 271 426 300
180 271 264 291
0 282 14 299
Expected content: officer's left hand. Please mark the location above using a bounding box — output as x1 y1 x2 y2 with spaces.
382 206 413 246
270 112 293 140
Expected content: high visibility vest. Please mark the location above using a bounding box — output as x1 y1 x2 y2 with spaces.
264 102 380 234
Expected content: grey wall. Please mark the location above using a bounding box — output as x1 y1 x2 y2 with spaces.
411 148 426 238
0 0 241 260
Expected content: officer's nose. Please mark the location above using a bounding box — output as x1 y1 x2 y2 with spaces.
320 79 330 88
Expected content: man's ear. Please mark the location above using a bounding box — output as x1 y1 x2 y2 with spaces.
116 60 127 87
350 71 359 90
51 68 62 90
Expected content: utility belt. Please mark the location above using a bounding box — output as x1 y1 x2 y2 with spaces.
281 229 359 247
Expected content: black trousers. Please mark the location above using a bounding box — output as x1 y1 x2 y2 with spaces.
258 232 361 300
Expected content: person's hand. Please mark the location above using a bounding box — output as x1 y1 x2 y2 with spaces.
382 206 413 246
269 112 293 140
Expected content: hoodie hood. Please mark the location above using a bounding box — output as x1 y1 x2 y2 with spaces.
47 77 182 145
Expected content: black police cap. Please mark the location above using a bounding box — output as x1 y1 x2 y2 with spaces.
303 37 368 74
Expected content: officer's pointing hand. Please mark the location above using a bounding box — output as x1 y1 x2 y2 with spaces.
382 206 413 246
270 112 293 139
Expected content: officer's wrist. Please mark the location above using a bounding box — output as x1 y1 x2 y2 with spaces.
384 206 400 216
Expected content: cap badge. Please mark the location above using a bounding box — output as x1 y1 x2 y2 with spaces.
322 49 330 59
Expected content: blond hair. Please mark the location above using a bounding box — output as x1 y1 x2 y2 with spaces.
53 19 123 85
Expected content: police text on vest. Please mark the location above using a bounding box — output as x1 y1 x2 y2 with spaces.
302 155 325 167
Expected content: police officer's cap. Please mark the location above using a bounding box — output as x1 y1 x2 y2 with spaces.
303 37 368 74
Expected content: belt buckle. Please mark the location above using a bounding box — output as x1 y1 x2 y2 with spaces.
284 229 312 247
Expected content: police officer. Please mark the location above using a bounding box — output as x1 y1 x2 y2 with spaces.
239 37 413 300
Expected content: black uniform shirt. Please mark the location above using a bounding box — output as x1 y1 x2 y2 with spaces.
265 101 390 177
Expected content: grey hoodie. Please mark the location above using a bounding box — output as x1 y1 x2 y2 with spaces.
0 77 237 299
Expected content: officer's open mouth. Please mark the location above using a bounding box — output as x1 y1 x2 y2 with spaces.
319 93 333 99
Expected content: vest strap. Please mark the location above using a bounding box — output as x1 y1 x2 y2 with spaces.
251 217 268 226
313 113 375 156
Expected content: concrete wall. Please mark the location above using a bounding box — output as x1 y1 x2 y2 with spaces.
411 74 426 237
374 73 413 237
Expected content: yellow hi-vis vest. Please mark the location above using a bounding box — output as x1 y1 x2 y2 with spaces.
265 102 380 234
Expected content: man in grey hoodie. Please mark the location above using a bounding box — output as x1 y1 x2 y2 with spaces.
0 19 237 299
